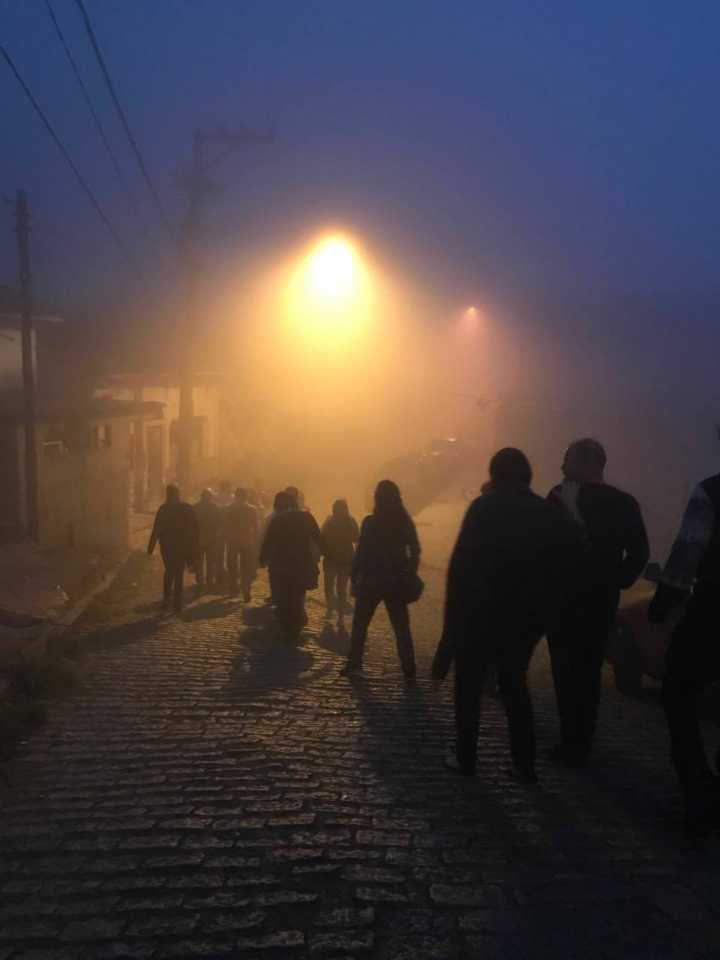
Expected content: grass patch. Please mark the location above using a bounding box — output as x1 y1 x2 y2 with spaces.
0 651 80 758
0 697 47 759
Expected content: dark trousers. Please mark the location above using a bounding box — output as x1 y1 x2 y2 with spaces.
161 549 185 612
196 546 217 590
662 601 720 788
273 571 306 639
227 544 256 598
347 593 416 675
547 596 618 755
455 637 539 774
324 559 351 615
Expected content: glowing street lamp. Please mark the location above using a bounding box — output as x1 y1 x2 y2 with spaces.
285 234 373 348
305 237 359 305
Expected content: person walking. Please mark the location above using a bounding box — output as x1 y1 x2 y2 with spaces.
649 471 720 834
547 438 649 768
431 449 581 782
341 480 421 679
213 481 235 587
148 484 199 614
194 489 221 593
321 499 360 623
259 491 324 641
226 488 260 601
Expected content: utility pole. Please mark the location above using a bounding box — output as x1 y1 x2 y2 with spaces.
177 127 272 493
16 190 39 539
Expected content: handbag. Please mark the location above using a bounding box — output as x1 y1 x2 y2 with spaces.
398 570 424 604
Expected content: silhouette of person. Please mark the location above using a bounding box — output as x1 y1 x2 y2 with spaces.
225 488 260 601
432 449 581 782
194 489 221 593
321 499 360 623
148 484 199 614
259 490 324 641
649 470 720 834
213 481 235 587
547 438 649 767
341 480 420 679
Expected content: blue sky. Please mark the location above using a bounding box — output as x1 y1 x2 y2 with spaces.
2 0 720 310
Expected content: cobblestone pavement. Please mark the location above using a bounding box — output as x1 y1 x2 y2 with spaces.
2 541 720 959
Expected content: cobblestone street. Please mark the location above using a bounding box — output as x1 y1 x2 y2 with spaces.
2 531 720 959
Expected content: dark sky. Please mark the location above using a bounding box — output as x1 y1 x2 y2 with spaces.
2 0 720 311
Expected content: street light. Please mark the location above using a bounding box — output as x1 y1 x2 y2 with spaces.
285 234 373 349
306 237 359 305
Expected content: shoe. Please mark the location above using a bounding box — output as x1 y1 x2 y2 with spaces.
443 750 475 777
684 776 720 837
340 664 364 678
506 764 539 785
403 669 417 681
547 744 589 769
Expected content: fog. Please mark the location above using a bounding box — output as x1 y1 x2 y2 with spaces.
122 230 717 564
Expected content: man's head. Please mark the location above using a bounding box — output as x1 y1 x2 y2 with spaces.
274 490 294 513
235 487 247 503
488 448 532 490
200 488 212 503
562 438 607 484
285 485 301 509
166 483 180 503
332 498 349 519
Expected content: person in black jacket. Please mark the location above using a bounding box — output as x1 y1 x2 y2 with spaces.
547 438 649 767
341 480 420 679
649 472 720 834
194 489 221 593
259 491 324 641
322 499 360 622
432 448 581 782
148 484 199 613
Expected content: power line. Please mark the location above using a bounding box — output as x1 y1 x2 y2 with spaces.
45 0 130 197
73 0 174 238
0 45 138 272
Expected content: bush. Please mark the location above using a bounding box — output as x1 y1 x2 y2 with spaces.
0 697 47 759
2 650 81 700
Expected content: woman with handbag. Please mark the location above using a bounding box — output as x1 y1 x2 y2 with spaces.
341 480 422 679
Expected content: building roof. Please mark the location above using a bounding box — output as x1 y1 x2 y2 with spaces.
99 371 223 389
0 399 164 426
0 286 64 326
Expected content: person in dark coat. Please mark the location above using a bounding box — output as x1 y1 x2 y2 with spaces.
432 449 582 782
341 480 420 679
225 488 260 601
321 499 360 622
259 491 324 641
194 489 221 593
649 471 720 834
547 438 649 767
148 484 199 613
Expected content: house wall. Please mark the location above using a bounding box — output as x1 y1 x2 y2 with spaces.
37 421 132 550
95 381 222 497
0 424 25 540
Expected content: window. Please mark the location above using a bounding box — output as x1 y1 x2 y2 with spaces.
95 424 112 448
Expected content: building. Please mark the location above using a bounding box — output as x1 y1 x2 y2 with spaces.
0 398 163 547
94 372 224 509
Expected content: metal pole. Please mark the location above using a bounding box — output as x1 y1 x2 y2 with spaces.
176 127 272 494
16 190 39 539
177 132 201 494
